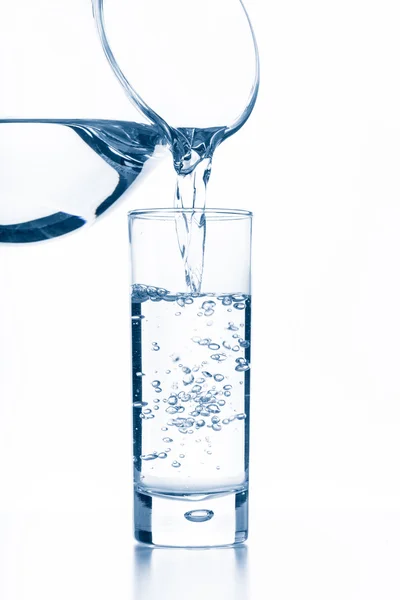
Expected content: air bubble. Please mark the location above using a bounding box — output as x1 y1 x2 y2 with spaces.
232 346 240 352
157 452 167 459
192 336 201 344
236 413 246 420
212 423 222 431
183 374 194 386
177 298 185 307
168 396 178 405
175 312 181 316
185 297 194 305
232 334 240 339
141 453 157 461
171 354 180 363
163 437 173 443
202 301 216 311
223 384 232 390
224 391 231 397
136 372 145 377
154 387 162 393
222 341 231 350
202 371 212 378
172 461 181 468
207 404 221 414
222 297 232 306
161 427 168 431
234 303 246 310
192 385 202 393
184 509 214 523
196 378 206 384
239 339 250 348
222 418 230 425
179 454 185 459
227 322 239 331
196 419 206 428
143 409 152 414
218 400 226 406
211 416 220 424
152 380 161 387
208 343 220 351
152 343 160 351
214 374 224 382
182 366 191 374
199 338 211 346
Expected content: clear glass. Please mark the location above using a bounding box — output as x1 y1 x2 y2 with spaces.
129 208 252 547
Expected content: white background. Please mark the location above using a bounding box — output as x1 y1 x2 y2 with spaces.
1 0 400 598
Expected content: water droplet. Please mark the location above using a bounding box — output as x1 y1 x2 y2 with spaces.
236 413 246 420
211 416 220 424
154 387 162 393
154 406 159 411
143 409 152 414
179 454 185 459
165 448 171 453
197 312 203 317
196 377 206 384
208 343 220 351
232 346 240 352
214 374 224 382
179 427 188 434
222 297 232 306
222 418 230 425
153 398 160 404
168 396 178 405
185 297 194 305
204 309 214 317
184 509 214 523
202 371 212 378
218 399 226 406
224 391 231 397
223 384 232 390
227 322 239 331
157 452 167 459
207 404 221 414
196 419 206 428
239 339 250 348
172 461 181 468
165 370 171 375
182 366 191 374
152 380 161 387
232 334 240 339
177 298 185 308
212 423 222 431
163 437 173 443
192 385 202 394
136 372 145 377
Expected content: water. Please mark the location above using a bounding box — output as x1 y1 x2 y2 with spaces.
131 284 251 498
0 119 227 244
92 0 260 294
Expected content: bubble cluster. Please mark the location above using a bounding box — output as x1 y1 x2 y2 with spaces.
132 286 251 471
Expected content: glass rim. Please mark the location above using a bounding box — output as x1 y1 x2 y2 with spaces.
128 208 253 221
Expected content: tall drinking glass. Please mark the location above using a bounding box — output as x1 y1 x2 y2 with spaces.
129 209 252 547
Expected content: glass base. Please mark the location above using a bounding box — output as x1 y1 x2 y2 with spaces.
134 487 248 548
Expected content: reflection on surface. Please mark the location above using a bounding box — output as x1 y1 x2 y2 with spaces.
133 544 249 600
